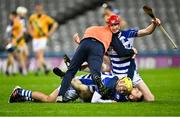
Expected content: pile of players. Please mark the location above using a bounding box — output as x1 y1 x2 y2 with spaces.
9 3 161 103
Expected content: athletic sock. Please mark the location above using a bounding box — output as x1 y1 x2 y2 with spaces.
25 97 33 101
43 64 50 74
43 64 47 70
18 89 32 98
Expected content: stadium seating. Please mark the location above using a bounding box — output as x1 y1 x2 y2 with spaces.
0 0 179 55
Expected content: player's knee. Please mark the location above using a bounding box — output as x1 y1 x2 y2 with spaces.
149 94 155 101
144 94 155 101
46 96 55 103
92 74 100 81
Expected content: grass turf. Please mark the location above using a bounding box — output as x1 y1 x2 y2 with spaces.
0 68 180 116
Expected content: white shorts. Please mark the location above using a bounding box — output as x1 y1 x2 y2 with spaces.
114 71 143 86
57 85 78 102
32 38 47 52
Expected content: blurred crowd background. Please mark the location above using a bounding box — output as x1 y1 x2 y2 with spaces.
0 0 179 74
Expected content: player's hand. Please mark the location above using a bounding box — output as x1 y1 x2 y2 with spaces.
73 33 81 44
101 88 112 99
151 18 161 26
132 47 138 59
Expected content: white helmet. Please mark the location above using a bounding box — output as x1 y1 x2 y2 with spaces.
16 6 28 15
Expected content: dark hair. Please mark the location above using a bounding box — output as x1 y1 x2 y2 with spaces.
137 95 144 102
106 5 113 10
129 95 144 102
10 11 17 16
35 2 43 6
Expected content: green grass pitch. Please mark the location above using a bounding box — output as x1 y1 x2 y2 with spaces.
0 68 180 116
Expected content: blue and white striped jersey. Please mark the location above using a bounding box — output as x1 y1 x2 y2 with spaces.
77 73 128 102
78 73 117 88
108 29 138 75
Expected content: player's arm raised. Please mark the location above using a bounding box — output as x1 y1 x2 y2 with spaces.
137 18 161 37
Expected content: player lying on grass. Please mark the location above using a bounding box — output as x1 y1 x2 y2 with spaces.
9 73 142 103
55 53 153 102
54 67 144 103
71 74 143 103
55 51 153 102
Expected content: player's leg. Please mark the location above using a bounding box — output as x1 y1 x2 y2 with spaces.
33 38 49 75
22 44 29 73
32 89 58 102
37 49 48 72
35 49 43 72
16 47 27 75
135 81 154 101
9 86 32 103
87 40 106 96
5 53 12 75
33 39 41 74
58 41 88 100
39 39 50 74
6 52 15 75
133 72 154 101
38 48 49 72
34 48 50 75
31 86 79 103
9 86 59 103
23 45 29 72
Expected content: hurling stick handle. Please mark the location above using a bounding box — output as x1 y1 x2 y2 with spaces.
158 25 178 49
150 14 156 20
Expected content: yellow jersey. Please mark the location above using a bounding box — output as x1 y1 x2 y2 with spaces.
29 13 55 39
11 18 25 46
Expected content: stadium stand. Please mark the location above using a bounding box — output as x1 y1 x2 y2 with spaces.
0 0 179 55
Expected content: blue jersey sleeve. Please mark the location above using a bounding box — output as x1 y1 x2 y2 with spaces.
122 29 138 38
102 76 118 89
114 93 128 102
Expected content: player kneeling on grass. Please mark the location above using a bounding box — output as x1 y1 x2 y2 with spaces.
9 74 142 103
